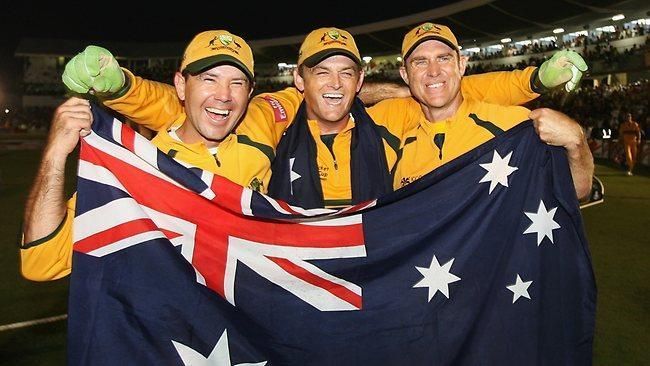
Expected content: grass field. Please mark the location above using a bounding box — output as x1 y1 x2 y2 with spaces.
0 148 648 365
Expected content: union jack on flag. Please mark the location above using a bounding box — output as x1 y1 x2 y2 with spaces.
68 105 596 365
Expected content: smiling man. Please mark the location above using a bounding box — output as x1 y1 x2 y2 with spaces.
390 23 593 198
59 27 588 209
21 30 261 281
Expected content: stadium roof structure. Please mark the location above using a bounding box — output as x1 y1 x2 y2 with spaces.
15 0 650 66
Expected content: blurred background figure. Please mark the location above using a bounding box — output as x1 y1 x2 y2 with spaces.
618 112 642 175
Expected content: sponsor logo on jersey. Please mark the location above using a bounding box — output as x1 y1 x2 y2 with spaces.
262 96 288 122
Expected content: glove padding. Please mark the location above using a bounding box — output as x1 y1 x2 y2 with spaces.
62 45 125 95
538 50 588 92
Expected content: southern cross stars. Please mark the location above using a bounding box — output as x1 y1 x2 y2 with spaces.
506 274 533 303
414 255 461 301
173 329 267 366
479 150 518 194
289 157 301 195
523 200 561 245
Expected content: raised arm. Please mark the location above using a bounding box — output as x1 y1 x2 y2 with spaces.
62 45 183 131
461 50 588 106
23 98 91 242
21 98 92 281
529 108 594 200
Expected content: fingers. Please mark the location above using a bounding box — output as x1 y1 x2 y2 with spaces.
565 50 588 72
62 60 89 94
565 66 583 92
528 108 548 121
54 98 93 128
82 45 104 77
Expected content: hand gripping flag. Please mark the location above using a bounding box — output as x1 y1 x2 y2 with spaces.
68 105 596 365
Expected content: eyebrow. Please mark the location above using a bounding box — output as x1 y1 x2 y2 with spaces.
198 72 248 82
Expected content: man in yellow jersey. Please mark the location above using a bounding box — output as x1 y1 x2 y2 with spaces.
389 22 593 198
59 28 587 207
618 112 642 175
21 30 260 281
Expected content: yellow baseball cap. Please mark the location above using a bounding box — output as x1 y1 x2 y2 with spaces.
401 22 460 60
180 30 254 80
297 27 362 68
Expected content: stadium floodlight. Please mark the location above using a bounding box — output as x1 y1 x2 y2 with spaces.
569 30 588 37
596 26 616 33
396 56 402 62
362 56 373 63
500 38 511 43
277 62 287 68
515 40 532 45
4 109 8 114
465 47 481 53
611 14 625 21
553 28 564 34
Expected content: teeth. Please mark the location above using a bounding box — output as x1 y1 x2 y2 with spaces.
427 82 444 89
206 107 230 116
323 93 343 99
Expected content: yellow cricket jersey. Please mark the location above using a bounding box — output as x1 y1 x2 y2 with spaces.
105 66 538 203
301 115 400 207
392 96 531 189
619 121 640 144
106 70 307 193
20 130 232 281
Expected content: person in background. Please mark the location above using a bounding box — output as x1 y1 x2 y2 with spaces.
618 112 642 175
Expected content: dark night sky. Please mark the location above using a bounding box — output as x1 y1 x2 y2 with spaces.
0 1 456 104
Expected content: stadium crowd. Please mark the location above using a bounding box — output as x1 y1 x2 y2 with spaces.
5 23 649 156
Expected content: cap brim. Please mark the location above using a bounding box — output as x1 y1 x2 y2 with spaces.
302 49 362 68
403 36 459 60
183 54 254 81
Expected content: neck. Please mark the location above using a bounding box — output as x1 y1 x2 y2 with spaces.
315 116 349 135
176 121 220 148
422 93 464 123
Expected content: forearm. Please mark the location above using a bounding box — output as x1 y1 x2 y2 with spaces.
104 69 183 131
358 81 410 105
23 149 68 243
566 137 594 200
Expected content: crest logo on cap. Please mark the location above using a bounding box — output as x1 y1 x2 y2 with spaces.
319 29 348 46
207 33 242 53
415 23 442 37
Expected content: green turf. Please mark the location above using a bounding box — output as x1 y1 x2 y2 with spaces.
0 149 648 364
0 149 75 363
582 161 650 365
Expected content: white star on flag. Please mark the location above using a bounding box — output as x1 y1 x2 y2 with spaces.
506 274 533 303
172 329 267 366
289 157 301 195
478 150 518 194
413 255 461 301
523 200 561 245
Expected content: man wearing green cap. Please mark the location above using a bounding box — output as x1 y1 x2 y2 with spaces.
57 27 588 207
21 30 263 281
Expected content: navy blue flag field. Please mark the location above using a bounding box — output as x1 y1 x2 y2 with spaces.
68 105 596 365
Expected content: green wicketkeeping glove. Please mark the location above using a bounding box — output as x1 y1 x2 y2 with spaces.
538 50 588 92
62 45 126 97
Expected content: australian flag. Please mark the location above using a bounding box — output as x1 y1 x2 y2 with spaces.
68 105 596 365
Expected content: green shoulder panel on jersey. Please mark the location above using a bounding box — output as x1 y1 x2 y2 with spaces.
236 135 276 162
468 113 505 137
375 125 401 154
390 136 418 177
